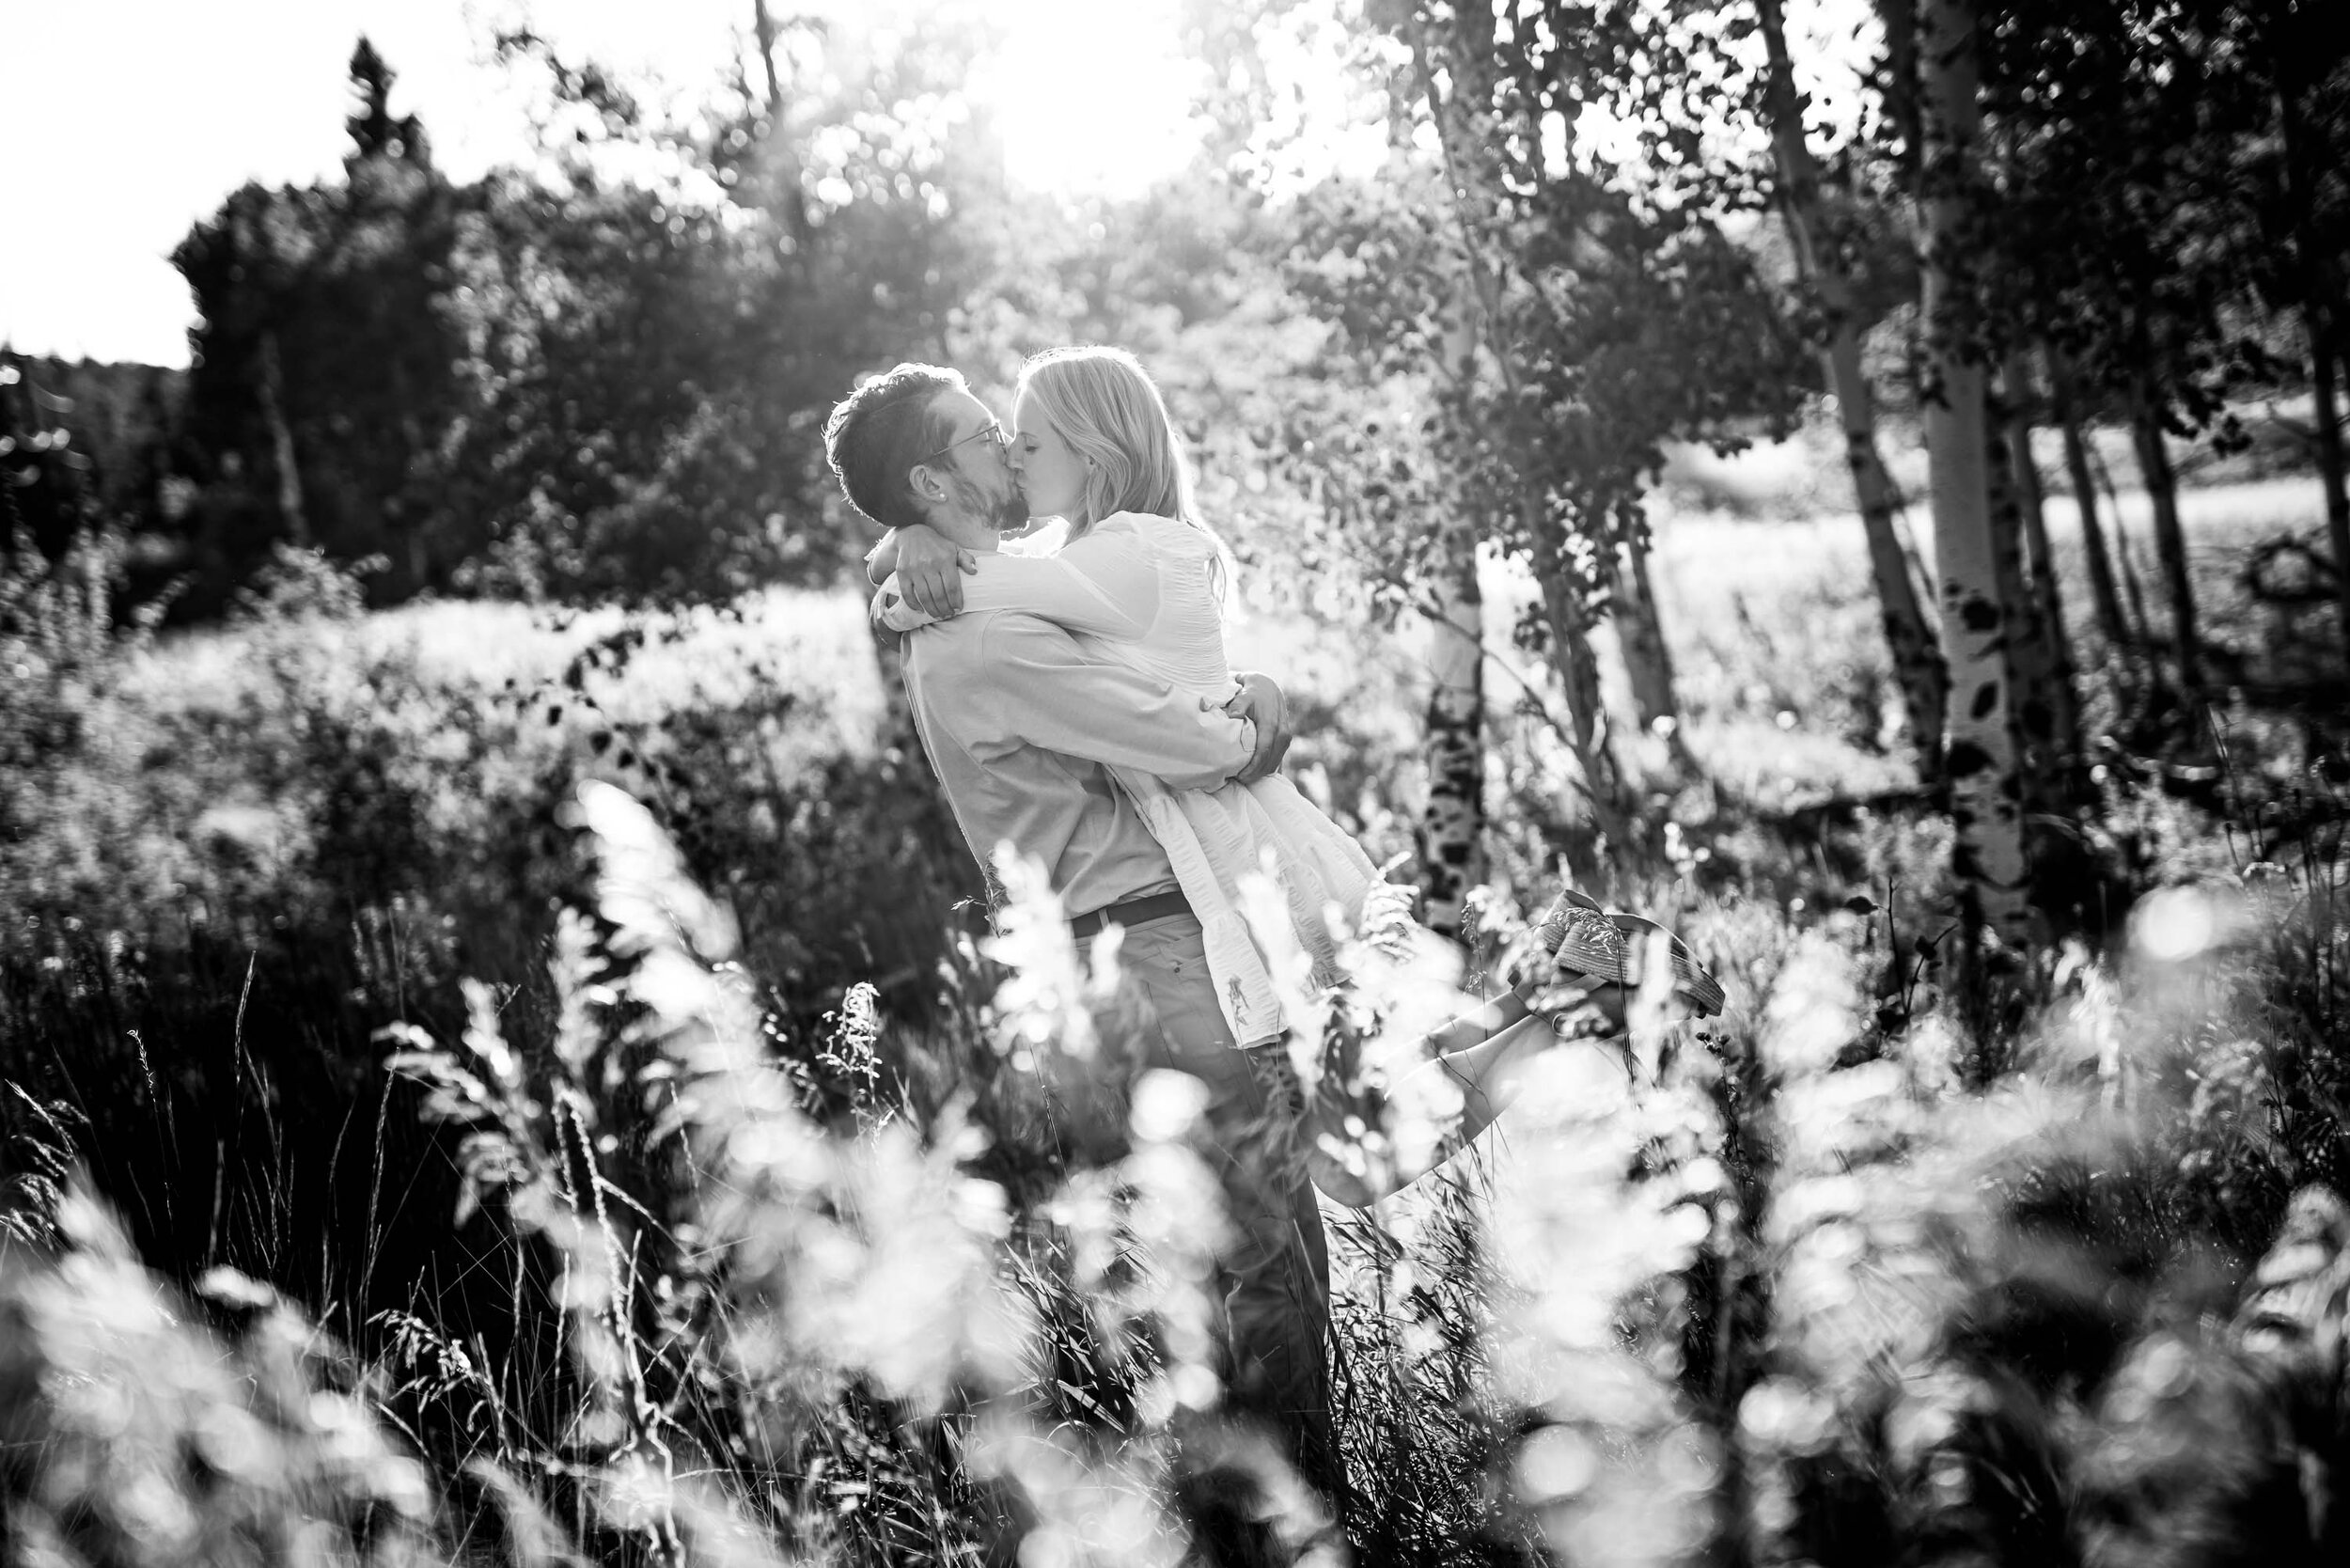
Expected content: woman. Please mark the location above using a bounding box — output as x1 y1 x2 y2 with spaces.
872 346 1721 1205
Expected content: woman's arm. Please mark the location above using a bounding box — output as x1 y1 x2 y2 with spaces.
878 523 1161 639
868 525 978 614
865 529 900 586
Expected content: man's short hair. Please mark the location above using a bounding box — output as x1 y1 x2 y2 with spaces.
822 362 968 532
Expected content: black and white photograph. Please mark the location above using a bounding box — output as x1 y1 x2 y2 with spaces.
5 0 2349 1562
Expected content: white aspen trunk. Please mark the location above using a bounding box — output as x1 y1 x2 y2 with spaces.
1407 18 1629 861
1415 306 1491 941
1919 0 2031 945
1416 528 1486 938
1758 0 1948 782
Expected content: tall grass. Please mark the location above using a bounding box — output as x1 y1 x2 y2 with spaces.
7 485 2350 1562
9 756 2343 1563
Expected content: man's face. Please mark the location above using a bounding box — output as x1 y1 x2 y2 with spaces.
915 390 1029 541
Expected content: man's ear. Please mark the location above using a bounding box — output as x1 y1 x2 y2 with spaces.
905 461 945 510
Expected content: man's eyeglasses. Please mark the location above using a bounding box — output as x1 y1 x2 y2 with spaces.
918 421 1009 466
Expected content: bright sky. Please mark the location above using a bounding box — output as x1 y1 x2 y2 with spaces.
0 0 1210 368
2 0 1873 370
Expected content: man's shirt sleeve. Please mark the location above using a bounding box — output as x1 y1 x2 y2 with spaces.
971 613 1251 791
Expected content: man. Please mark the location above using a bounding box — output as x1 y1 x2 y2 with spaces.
821 363 1341 1499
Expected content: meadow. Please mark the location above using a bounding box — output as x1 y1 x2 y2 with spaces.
4 431 2346 1566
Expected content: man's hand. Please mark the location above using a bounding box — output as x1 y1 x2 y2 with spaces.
895 524 978 619
1222 671 1293 784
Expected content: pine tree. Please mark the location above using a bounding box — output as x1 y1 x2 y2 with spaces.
172 39 466 606
344 38 427 165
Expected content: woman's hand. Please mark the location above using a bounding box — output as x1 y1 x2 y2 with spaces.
1222 671 1293 783
891 525 979 619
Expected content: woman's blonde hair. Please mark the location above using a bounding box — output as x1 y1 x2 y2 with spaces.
1017 346 1236 606
1015 346 1198 530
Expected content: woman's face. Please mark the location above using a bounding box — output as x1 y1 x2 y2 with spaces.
1010 390 1089 522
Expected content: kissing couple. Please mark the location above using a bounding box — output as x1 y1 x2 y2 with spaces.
822 345 1723 1514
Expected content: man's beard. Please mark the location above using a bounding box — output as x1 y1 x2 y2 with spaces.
951 472 1030 534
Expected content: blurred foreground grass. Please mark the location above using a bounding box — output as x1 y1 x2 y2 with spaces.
3 470 2347 1565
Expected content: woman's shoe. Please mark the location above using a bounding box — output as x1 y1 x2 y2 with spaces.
1534 888 1726 1017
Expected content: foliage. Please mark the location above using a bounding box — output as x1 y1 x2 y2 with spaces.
11 4 2350 1553
171 43 467 613
5 468 2349 1563
0 1196 440 1567
0 525 169 914
0 538 976 1424
1187 0 1818 857
0 355 183 557
146 15 1033 614
1969 0 2289 435
10 694 2349 1564
1 360 102 562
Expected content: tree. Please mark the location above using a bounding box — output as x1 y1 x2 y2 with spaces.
1415 311 1491 938
1756 0 1950 783
159 16 1029 615
1976 0 2292 713
0 357 96 557
1916 0 2033 948
2217 0 2350 658
173 39 465 608
0 357 182 557
2046 346 2138 665
345 37 425 162
2128 369 2204 694
437 16 1015 604
173 180 337 603
1241 0 1809 862
1995 354 2084 804
1416 515 1487 938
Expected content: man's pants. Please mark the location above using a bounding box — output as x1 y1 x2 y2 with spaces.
1114 911 1340 1501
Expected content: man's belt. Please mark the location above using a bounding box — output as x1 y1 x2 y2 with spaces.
1068 889 1193 942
